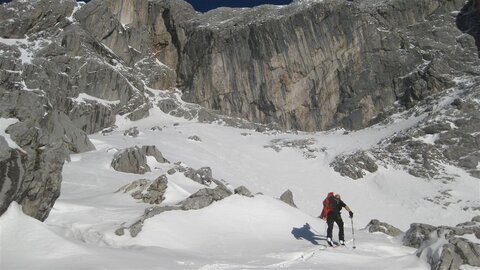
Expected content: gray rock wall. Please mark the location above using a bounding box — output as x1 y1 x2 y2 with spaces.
176 0 479 131
0 0 169 220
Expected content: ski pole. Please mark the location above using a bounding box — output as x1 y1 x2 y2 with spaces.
350 217 356 249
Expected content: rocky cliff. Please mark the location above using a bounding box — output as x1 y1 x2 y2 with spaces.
176 0 480 131
0 0 176 220
0 0 479 221
67 0 480 131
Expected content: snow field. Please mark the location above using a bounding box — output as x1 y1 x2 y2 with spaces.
1 96 478 269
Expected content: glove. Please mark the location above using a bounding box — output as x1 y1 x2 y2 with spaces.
349 211 353 218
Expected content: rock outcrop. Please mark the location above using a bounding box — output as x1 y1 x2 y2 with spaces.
404 216 480 270
111 145 168 174
116 175 168 204
332 76 480 181
183 166 215 186
116 180 233 237
180 183 233 210
234 186 254 197
279 189 297 208
0 0 177 220
331 151 378 180
366 219 403 237
403 223 438 248
0 104 94 221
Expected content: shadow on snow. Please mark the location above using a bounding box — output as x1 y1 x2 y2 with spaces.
291 223 327 245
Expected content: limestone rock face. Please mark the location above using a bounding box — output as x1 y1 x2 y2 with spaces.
75 0 195 68
0 137 27 219
0 0 181 220
0 97 93 221
37 111 95 153
176 0 479 131
0 132 68 221
74 0 479 132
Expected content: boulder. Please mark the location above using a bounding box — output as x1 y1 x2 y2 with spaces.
279 189 297 208
403 223 438 248
141 175 168 204
123 127 139 137
141 145 168 164
366 219 403 237
234 186 254 198
111 145 168 174
184 167 214 186
180 184 233 211
188 135 202 142
116 175 168 204
111 146 150 174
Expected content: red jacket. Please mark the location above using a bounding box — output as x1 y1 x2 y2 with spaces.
319 192 334 219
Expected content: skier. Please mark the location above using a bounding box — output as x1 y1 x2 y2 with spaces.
319 192 353 246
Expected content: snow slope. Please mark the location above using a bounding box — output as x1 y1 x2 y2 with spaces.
1 91 478 269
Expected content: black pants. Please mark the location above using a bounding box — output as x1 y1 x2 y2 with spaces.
327 212 344 241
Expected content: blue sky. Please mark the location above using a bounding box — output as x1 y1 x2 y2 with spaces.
0 0 293 12
186 0 293 12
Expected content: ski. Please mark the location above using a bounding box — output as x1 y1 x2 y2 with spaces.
326 240 340 248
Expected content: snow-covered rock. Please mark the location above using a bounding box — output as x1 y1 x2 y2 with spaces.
234 186 254 198
180 184 233 211
183 166 215 186
116 175 168 204
406 216 480 270
366 219 403 237
404 223 438 248
280 189 297 208
111 145 168 174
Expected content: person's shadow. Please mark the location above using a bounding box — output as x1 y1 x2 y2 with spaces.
291 223 326 245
